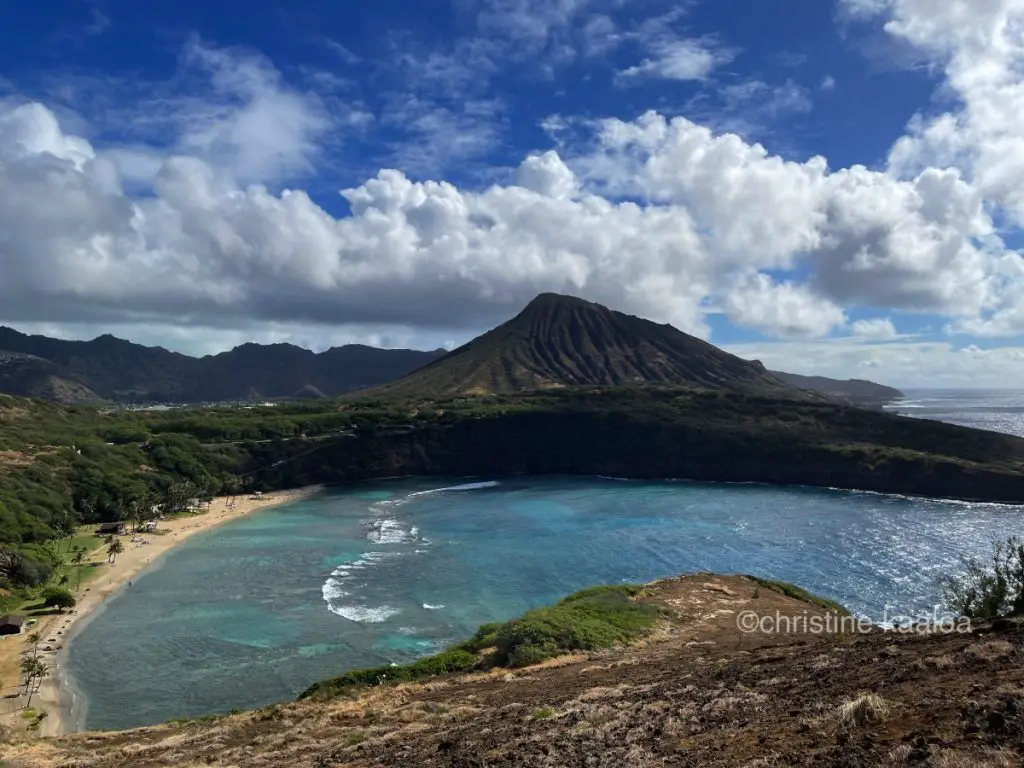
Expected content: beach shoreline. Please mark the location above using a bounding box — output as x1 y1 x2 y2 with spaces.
2 485 323 738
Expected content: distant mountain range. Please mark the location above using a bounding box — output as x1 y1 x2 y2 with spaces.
0 326 443 403
0 295 904 405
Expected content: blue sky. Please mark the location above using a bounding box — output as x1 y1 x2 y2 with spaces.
2 0 1024 387
4 0 937 191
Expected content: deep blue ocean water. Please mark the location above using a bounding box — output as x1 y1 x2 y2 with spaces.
65 475 1024 731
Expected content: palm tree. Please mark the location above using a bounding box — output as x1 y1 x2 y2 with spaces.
26 631 41 660
61 506 82 553
20 656 47 708
71 547 86 591
107 538 124 563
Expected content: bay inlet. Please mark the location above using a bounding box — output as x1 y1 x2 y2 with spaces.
65 476 1023 731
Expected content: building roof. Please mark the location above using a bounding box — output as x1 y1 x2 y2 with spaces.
0 614 25 627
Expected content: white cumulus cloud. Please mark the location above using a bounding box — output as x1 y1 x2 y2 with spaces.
3 2 1024 387
850 318 898 339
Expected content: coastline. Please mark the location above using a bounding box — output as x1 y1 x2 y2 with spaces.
6 485 324 738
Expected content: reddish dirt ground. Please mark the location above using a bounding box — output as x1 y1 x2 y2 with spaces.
5 575 1023 768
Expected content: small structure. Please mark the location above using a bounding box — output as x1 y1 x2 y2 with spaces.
0 615 25 635
251 491 264 500
95 522 126 536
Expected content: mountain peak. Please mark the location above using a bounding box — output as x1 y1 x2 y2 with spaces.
524 291 596 307
366 294 801 399
518 292 605 316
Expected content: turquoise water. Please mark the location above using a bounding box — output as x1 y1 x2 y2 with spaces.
65 477 1023 731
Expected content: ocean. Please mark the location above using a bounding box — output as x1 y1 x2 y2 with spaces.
65 478 1023 731
63 390 1024 731
885 389 1024 438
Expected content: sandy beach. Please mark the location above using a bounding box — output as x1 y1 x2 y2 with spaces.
0 485 322 738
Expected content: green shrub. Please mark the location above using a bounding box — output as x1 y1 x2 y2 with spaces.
749 577 849 616
40 586 76 611
300 648 478 700
508 644 554 668
301 584 663 700
494 584 661 667
456 621 502 653
942 536 1024 619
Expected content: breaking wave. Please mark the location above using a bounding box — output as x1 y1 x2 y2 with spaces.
322 552 405 622
322 482 497 622
331 605 400 623
365 518 419 544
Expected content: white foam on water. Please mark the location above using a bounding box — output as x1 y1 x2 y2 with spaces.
366 518 413 543
320 581 348 602
322 551 406 620
369 480 500 511
323 483 494 623
331 605 400 623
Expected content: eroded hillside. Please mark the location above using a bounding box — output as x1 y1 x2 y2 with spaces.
9 575 1024 768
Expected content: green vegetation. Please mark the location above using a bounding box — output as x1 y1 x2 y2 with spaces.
40 585 76 612
942 536 1024 619
300 584 662 700
492 585 662 667
749 577 850 616
20 656 47 708
4 383 1024 612
298 649 479 700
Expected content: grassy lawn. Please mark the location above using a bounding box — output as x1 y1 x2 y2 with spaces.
66 529 108 592
60 527 107 592
63 531 105 555
67 561 107 592
10 528 108 615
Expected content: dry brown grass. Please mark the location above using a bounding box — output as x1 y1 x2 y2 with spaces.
932 748 1020 767
810 654 835 670
920 653 957 669
961 640 1016 663
836 693 889 727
